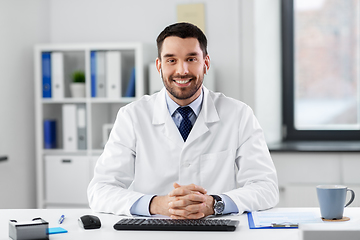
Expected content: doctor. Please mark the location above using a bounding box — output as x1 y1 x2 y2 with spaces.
88 22 279 219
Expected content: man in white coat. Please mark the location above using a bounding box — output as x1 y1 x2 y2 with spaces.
88 22 279 219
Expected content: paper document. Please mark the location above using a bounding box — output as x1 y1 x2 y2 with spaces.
252 211 322 228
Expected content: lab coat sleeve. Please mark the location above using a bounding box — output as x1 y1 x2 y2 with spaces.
130 195 156 216
224 106 279 214
87 106 144 216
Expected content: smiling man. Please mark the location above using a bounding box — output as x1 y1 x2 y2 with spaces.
157 35 209 106
88 22 279 219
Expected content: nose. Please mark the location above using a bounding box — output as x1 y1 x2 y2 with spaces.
176 61 189 75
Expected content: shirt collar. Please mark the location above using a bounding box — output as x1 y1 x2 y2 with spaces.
165 87 203 117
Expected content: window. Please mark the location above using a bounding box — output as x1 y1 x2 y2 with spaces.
282 0 360 140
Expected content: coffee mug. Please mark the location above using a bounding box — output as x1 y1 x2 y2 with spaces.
316 185 355 220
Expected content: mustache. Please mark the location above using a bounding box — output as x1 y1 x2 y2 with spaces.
169 74 196 80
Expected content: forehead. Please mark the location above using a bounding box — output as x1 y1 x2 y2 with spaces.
161 36 203 58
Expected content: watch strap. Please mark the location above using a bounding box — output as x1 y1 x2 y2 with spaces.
211 195 222 202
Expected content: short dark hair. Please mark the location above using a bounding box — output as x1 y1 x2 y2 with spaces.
156 22 208 59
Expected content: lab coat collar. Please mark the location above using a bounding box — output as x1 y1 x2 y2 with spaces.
201 86 220 123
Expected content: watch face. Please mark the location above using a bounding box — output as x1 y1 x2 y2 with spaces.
215 201 225 214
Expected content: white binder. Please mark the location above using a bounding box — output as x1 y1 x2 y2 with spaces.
62 104 77 151
77 104 87 150
51 52 64 99
148 62 163 95
106 51 122 98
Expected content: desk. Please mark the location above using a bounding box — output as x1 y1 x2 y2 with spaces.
1 208 359 240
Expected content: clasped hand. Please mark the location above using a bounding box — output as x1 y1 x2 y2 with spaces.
149 183 214 219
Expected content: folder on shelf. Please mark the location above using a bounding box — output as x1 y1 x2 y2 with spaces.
106 51 122 98
90 51 97 97
62 104 77 151
44 119 57 149
42 52 52 98
51 52 64 99
97 51 106 98
125 67 136 97
77 104 87 150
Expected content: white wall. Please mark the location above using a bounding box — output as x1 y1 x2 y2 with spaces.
0 0 50 208
48 0 242 100
254 0 281 143
240 0 282 143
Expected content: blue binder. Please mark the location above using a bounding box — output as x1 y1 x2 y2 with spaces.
42 52 52 98
44 119 56 149
125 67 136 97
90 51 97 97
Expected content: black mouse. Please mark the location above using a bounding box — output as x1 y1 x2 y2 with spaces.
78 215 101 229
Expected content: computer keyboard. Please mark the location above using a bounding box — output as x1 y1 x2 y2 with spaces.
113 218 239 231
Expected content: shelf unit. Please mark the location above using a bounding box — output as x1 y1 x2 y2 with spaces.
34 43 156 208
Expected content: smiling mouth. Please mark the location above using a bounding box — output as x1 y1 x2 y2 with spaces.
174 79 191 84
171 75 194 85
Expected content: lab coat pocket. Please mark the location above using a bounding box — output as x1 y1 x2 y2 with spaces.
199 149 236 194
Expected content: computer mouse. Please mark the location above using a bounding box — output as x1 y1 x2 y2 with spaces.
78 215 101 230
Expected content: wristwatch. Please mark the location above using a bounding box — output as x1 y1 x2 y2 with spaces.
211 195 225 215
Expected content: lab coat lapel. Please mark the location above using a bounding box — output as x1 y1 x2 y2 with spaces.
152 88 184 148
185 87 220 145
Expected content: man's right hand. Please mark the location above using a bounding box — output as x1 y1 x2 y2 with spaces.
149 194 174 216
149 183 214 219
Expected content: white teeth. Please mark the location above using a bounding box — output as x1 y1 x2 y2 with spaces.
175 79 190 84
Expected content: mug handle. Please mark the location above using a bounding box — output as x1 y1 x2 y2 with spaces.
345 188 355 207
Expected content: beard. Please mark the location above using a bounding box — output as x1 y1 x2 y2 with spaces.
162 72 204 100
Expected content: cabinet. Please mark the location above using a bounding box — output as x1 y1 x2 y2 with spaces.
34 43 156 208
45 155 90 205
272 152 360 208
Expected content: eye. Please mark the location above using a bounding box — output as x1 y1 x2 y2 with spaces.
166 58 176 64
187 57 197 62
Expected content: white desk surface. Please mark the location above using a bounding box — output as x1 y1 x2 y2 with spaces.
1 207 359 240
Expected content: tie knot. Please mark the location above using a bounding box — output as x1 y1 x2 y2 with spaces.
177 106 193 119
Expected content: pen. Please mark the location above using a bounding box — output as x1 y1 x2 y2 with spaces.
271 222 298 228
58 215 65 224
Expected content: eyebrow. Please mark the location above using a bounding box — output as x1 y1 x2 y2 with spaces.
187 52 200 57
162 52 200 58
163 53 175 58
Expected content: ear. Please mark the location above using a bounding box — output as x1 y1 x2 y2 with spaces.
204 55 210 74
156 58 161 73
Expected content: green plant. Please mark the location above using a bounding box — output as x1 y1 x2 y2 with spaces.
72 70 85 83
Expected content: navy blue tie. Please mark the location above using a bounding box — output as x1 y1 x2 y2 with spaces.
177 106 193 141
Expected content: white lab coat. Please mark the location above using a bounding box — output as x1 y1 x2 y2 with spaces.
88 86 279 216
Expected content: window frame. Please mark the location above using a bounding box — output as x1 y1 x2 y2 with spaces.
282 0 360 141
